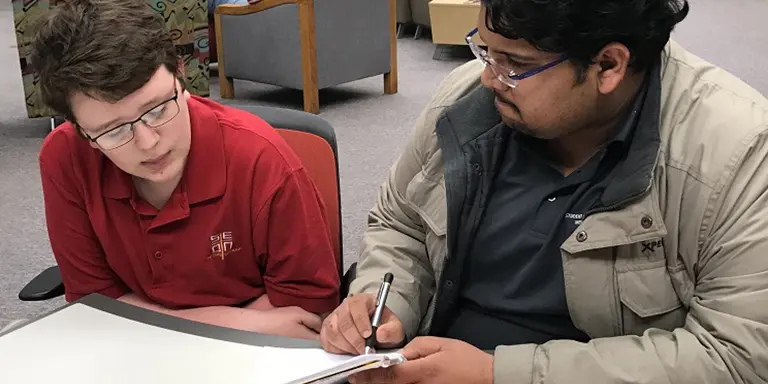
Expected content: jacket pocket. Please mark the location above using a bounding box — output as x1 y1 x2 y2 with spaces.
405 171 448 276
405 172 446 236
617 262 687 335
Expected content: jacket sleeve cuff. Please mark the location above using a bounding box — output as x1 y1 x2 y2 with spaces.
380 290 421 342
493 344 536 383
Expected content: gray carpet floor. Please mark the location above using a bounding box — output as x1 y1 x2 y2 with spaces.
2 0 767 329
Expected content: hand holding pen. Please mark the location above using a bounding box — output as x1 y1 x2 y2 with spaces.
365 272 393 354
319 273 406 355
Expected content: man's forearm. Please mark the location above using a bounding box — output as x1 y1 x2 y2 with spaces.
493 326 745 384
117 293 257 332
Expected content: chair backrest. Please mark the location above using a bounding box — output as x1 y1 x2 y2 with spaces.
275 129 341 259
225 104 343 281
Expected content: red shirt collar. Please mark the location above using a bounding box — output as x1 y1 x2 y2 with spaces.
102 95 226 204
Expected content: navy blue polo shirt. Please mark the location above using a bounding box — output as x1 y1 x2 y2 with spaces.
443 87 648 349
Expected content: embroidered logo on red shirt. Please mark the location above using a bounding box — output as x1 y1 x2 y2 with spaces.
209 231 242 260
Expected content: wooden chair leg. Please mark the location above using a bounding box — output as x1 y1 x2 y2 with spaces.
385 0 398 95
303 86 320 114
384 72 397 95
219 76 234 99
214 12 234 98
299 0 319 113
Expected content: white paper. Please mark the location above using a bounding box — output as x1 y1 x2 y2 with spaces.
0 303 394 384
254 347 358 384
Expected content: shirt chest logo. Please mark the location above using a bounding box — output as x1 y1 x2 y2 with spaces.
565 212 584 226
209 231 243 260
641 238 664 254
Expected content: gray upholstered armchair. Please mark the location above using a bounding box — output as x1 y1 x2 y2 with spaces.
396 0 412 37
409 0 431 38
214 0 398 114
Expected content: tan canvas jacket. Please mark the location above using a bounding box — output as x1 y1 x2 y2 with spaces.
348 40 768 383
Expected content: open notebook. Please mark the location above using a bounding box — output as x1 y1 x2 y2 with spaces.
0 303 405 384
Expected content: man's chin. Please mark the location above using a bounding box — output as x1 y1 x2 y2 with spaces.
501 115 519 128
498 109 528 132
507 122 550 139
136 162 182 185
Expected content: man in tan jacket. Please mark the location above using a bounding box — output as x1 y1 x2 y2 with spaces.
320 0 768 383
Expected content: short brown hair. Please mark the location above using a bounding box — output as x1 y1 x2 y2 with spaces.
30 0 180 122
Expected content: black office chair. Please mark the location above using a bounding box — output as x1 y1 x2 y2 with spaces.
19 104 356 302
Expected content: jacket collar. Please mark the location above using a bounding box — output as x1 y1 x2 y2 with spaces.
562 63 667 253
102 95 227 204
597 62 662 209
442 85 504 148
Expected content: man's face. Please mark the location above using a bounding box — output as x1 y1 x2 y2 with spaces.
71 65 192 185
476 6 601 140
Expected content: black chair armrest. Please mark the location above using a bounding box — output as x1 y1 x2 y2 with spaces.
19 266 65 301
340 262 357 299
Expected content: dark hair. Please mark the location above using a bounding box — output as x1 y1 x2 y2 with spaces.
481 0 689 77
30 0 180 122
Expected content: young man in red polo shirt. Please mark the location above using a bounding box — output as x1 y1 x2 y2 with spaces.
27 0 340 340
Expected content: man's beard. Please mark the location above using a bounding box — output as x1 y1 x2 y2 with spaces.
510 123 538 137
494 94 549 139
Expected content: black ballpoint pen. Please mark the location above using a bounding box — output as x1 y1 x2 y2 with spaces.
365 272 394 355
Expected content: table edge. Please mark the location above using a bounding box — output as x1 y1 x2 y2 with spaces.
3 293 321 349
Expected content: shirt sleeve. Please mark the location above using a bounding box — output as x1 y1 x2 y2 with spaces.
39 156 128 302
253 167 341 314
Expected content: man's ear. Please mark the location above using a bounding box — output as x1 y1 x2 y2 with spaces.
593 42 631 95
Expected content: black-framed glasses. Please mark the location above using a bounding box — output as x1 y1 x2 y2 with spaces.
466 28 569 88
81 80 180 150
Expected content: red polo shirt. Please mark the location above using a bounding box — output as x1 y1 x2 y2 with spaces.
38 96 340 314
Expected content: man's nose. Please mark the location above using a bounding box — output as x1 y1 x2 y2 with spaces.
132 121 160 150
480 66 510 92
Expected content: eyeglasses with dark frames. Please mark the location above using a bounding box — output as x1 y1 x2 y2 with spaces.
80 79 180 150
